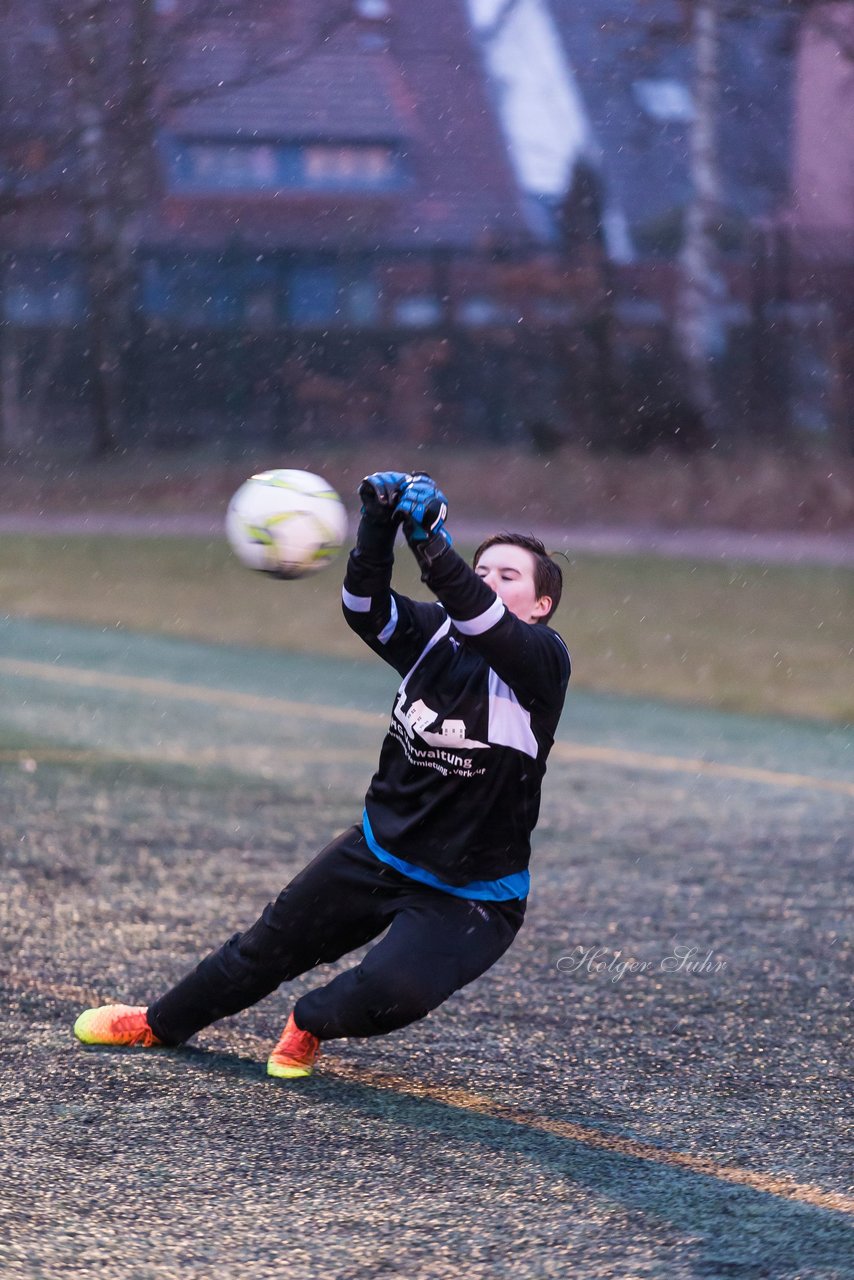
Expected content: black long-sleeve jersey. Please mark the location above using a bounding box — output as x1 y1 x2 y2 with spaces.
342 526 570 899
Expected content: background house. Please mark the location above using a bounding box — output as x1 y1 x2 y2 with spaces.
1 0 850 453
2 0 615 450
472 0 794 260
790 0 854 250
784 1 854 443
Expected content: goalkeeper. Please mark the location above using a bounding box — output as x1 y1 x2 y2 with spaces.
74 472 571 1078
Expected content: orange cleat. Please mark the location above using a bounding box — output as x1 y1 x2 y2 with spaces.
74 1004 162 1048
267 1011 321 1079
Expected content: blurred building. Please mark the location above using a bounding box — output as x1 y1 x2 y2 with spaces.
2 0 549 321
784 1 854 444
790 1 854 254
1 0 849 449
548 0 794 261
1 0 616 446
472 0 794 262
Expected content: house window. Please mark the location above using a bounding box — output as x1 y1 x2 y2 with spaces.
394 296 442 328
303 145 398 188
167 139 401 193
3 256 81 325
196 143 277 186
172 142 282 192
289 266 341 326
347 277 380 325
458 297 502 327
143 258 242 327
633 80 695 124
288 265 380 327
140 256 377 329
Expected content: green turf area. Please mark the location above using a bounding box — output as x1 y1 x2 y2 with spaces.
1 533 851 721
2 664 853 1277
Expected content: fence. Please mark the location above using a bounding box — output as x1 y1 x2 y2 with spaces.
1 239 852 455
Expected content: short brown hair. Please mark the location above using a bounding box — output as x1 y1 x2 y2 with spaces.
472 533 563 623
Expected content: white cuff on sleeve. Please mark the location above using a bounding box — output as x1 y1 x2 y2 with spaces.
451 597 506 635
342 587 372 613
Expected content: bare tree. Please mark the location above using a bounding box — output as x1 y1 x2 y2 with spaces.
1 0 352 454
673 0 727 440
640 0 853 441
0 18 76 453
470 0 743 441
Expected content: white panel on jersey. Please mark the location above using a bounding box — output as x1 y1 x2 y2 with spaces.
342 587 372 613
399 617 452 686
377 596 398 644
452 597 505 636
488 668 539 759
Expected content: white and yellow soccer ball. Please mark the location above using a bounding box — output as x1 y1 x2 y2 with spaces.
225 469 348 578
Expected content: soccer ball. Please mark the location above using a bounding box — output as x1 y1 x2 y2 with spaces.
225 469 348 578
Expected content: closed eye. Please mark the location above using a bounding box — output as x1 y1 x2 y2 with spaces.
476 567 521 580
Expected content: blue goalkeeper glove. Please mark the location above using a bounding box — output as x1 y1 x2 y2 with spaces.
358 470 412 524
394 473 452 563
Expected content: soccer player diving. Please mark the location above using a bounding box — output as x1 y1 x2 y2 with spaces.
74 471 571 1077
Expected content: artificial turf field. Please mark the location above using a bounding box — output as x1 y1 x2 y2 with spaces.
1 614 852 1279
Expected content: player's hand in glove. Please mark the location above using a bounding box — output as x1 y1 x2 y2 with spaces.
394 473 452 563
358 471 412 523
354 470 413 562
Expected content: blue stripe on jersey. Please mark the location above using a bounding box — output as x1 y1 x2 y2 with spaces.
362 809 529 902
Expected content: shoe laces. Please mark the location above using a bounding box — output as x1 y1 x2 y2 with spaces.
276 1017 319 1063
114 1009 159 1047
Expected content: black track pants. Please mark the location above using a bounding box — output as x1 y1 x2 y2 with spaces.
146 825 525 1046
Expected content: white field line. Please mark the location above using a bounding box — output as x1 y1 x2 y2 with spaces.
1 657 853 798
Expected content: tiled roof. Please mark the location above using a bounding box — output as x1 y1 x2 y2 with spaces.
2 1 537 254
169 48 411 142
159 2 535 251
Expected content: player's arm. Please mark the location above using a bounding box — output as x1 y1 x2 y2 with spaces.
394 476 570 703
342 471 445 672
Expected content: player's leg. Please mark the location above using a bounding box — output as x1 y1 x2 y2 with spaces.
74 827 397 1049
289 888 525 1043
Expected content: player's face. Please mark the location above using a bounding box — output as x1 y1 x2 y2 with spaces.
474 544 552 623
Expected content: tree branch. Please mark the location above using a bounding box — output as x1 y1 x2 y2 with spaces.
162 2 354 111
